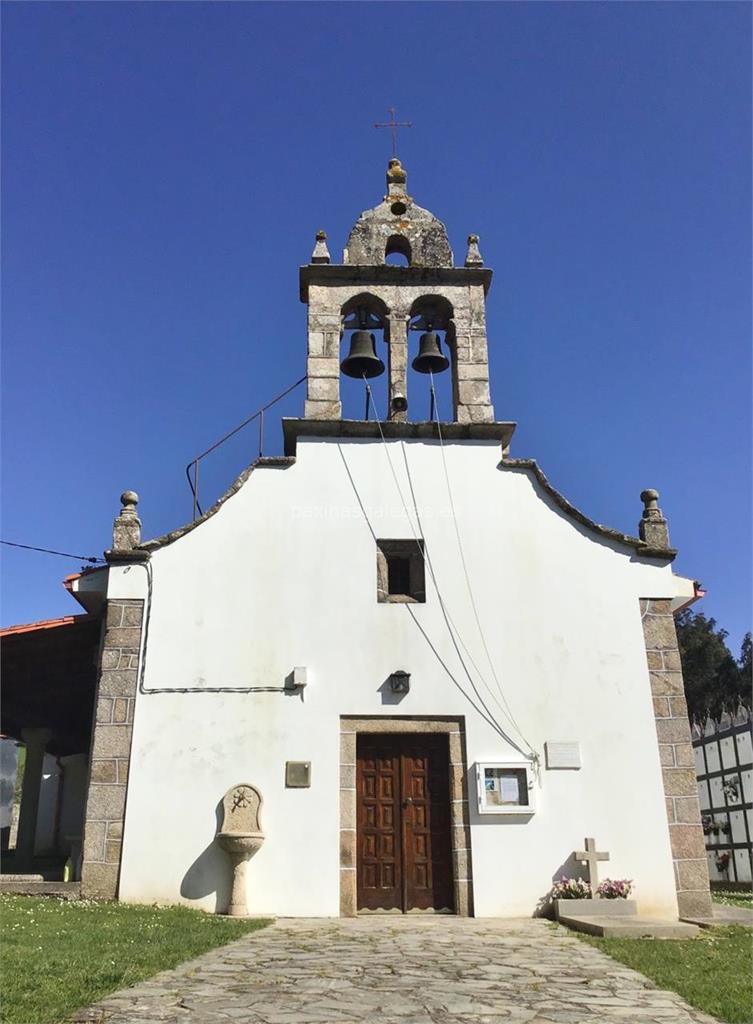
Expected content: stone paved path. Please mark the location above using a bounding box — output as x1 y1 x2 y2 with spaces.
72 917 720 1024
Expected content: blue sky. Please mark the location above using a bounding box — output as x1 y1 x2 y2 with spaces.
2 2 750 651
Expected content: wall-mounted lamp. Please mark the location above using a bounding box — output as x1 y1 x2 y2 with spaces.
285 667 307 691
389 669 411 694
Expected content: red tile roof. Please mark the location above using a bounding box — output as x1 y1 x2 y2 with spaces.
0 615 90 638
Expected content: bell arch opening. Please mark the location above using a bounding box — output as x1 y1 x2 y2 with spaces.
385 235 412 267
408 296 455 421
339 293 389 419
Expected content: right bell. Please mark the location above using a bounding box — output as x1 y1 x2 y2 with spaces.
412 330 450 374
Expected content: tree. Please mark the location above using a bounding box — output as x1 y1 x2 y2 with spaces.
675 610 751 726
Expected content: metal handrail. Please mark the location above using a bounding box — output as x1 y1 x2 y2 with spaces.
185 375 307 521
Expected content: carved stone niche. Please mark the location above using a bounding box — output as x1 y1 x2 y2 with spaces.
216 784 265 917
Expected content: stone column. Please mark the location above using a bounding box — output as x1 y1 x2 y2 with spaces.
304 305 341 420
452 289 495 423
387 315 408 422
640 598 713 919
16 727 53 871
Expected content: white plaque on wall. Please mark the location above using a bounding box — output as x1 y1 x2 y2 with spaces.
545 742 581 770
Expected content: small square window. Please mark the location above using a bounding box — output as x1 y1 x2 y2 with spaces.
377 540 425 603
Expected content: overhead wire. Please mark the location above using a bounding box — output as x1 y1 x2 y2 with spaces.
396 424 533 757
0 540 104 564
360 377 532 758
336 441 513 743
429 372 537 757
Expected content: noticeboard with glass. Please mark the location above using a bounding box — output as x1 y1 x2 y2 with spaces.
476 762 535 814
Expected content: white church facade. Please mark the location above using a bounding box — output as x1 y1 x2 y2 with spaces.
6 160 713 920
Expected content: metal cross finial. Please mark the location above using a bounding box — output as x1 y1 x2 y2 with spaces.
575 837 610 898
374 107 413 158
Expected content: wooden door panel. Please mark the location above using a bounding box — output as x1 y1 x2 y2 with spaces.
356 733 454 913
402 735 454 913
357 737 402 911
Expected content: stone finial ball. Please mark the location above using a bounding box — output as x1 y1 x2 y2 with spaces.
468 233 480 243
316 230 327 240
640 489 659 504
121 490 139 507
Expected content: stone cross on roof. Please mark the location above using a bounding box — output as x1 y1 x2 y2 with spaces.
575 837 610 897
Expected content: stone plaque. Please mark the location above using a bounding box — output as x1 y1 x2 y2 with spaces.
545 742 581 769
285 761 311 788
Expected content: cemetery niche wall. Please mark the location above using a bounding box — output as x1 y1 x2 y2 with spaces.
693 706 753 885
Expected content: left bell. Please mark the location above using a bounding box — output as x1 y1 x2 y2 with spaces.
341 331 385 379
412 330 450 374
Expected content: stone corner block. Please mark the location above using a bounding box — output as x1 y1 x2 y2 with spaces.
81 862 119 901
677 889 714 919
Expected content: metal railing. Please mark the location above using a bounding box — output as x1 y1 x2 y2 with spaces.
185 375 306 521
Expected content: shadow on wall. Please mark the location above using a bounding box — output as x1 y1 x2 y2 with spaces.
180 801 232 914
533 851 590 918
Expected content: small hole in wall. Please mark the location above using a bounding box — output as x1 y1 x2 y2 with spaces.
385 250 409 266
385 234 411 267
391 201 407 216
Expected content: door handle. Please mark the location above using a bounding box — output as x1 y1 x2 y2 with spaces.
403 797 414 807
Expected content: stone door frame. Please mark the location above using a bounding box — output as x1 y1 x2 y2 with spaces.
340 715 473 917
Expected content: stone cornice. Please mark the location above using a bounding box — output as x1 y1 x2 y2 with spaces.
282 418 516 457
500 457 678 562
299 264 493 302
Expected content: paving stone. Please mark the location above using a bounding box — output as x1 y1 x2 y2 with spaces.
70 917 721 1024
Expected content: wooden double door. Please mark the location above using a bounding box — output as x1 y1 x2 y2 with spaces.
356 733 454 913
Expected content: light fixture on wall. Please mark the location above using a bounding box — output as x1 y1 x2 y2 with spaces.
285 667 308 691
389 669 411 694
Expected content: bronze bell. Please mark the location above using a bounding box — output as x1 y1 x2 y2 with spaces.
341 330 385 379
412 330 449 374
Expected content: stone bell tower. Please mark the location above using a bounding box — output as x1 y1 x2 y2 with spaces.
299 159 496 425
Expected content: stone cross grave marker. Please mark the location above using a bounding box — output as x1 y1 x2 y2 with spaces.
575 837 609 898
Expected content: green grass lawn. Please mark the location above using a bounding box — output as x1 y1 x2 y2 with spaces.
714 889 753 910
0 895 269 1024
579 925 752 1024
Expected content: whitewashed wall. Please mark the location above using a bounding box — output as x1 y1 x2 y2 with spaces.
115 437 683 918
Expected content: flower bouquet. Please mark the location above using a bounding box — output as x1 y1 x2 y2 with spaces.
596 878 633 899
550 877 592 900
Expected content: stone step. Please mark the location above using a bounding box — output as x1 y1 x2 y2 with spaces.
0 879 81 898
682 904 753 928
558 914 700 939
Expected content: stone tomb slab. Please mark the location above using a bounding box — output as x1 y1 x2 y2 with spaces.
557 913 700 939
553 898 637 919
